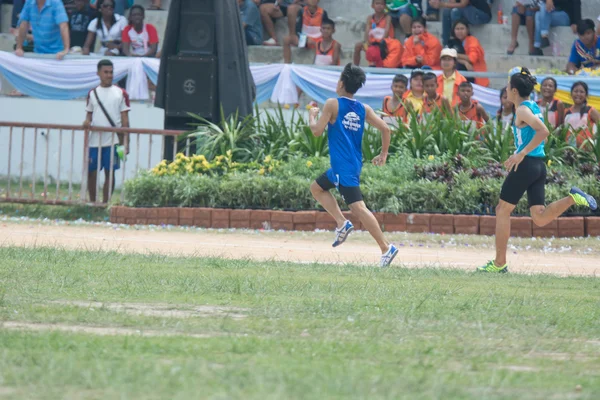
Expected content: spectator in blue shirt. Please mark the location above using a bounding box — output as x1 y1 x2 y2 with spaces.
567 19 600 75
15 0 70 59
238 0 263 46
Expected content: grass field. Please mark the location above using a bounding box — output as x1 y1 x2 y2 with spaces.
1 246 599 399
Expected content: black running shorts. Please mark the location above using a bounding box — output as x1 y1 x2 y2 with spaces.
315 172 364 205
500 156 547 207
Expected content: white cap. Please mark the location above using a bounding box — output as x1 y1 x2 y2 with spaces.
440 48 458 59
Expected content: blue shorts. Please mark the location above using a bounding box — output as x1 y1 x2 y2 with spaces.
512 5 536 25
89 146 120 172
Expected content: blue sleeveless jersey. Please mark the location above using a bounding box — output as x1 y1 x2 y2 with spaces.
326 97 366 187
514 100 545 158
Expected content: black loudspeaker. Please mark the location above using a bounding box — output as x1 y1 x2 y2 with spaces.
166 55 218 121
178 0 216 55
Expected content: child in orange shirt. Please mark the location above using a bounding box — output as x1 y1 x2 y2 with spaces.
457 81 488 131
314 18 341 65
402 18 442 69
421 72 451 118
353 0 394 65
283 0 328 63
382 74 408 122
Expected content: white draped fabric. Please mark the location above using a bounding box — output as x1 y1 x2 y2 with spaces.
0 51 510 113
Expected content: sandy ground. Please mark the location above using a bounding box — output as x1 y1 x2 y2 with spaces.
0 222 599 277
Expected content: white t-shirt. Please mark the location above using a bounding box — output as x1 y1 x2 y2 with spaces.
88 14 128 55
86 85 131 148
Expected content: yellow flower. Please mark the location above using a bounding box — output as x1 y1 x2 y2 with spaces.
264 155 272 163
198 155 207 161
185 165 194 173
226 150 233 157
258 168 265 175
428 155 435 161
547 160 553 167
306 161 313 168
268 165 273 172
202 160 210 168
159 160 167 166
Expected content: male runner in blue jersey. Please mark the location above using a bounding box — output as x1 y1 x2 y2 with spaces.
308 63 399 268
479 67 597 273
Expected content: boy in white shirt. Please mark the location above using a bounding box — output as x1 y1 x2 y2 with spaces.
83 59 130 203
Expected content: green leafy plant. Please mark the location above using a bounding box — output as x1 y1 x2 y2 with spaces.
481 120 514 162
187 108 261 162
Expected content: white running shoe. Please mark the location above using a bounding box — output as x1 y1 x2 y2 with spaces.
263 38 278 46
380 245 399 268
332 220 354 247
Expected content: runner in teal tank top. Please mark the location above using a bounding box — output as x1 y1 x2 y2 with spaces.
479 67 597 273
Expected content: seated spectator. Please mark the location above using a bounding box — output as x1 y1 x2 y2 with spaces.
532 0 580 55
386 0 423 37
564 81 599 147
536 77 564 128
90 0 128 17
238 0 263 46
260 0 302 46
567 19 600 74
122 5 159 57
314 19 341 65
450 19 489 87
283 0 328 63
69 0 96 51
10 0 25 35
401 18 442 69
148 0 161 10
428 0 491 45
354 0 394 66
403 69 425 113
382 74 408 122
83 0 128 56
437 48 466 106
15 0 70 59
507 1 539 56
421 72 451 118
496 87 515 129
365 37 403 68
457 81 488 130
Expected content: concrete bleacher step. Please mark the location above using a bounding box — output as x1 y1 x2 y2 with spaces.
247 45 568 89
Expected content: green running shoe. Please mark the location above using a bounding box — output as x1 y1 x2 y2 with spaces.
569 187 598 210
477 260 508 273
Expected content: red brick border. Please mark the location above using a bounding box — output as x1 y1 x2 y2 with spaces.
108 207 600 238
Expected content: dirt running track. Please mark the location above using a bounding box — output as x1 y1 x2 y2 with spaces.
0 222 599 277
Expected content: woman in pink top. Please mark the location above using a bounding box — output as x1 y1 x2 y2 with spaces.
122 5 159 57
536 77 564 129
564 81 600 147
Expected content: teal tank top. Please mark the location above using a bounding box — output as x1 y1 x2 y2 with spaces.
514 100 545 158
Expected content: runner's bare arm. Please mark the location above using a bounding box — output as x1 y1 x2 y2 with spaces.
309 98 337 137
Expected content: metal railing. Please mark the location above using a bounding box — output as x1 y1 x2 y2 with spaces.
0 122 184 206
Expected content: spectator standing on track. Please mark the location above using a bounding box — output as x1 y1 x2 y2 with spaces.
15 0 70 59
83 59 130 204
121 5 159 57
428 0 492 46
